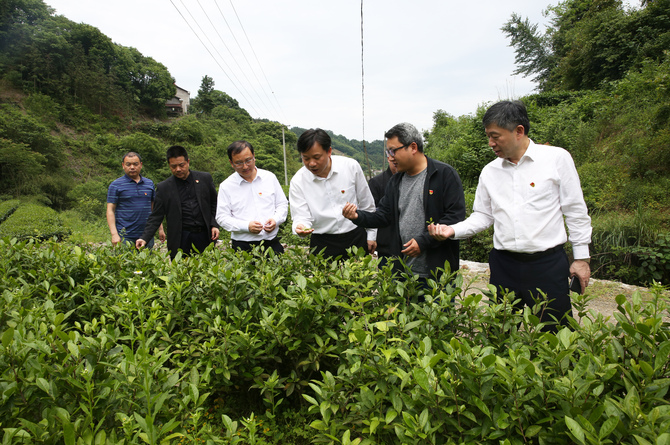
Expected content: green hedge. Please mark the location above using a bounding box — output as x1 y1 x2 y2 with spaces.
0 240 668 444
0 202 70 240
0 199 20 224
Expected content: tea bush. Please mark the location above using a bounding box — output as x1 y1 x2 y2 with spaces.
0 202 70 240
0 199 20 223
0 239 668 444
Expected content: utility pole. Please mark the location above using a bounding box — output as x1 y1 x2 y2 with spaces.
282 127 288 186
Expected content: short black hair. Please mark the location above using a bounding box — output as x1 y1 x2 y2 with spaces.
482 100 530 135
227 140 254 161
166 145 189 162
122 151 142 162
296 129 331 153
384 123 424 153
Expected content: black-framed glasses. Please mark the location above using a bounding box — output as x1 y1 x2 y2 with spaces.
233 157 255 167
385 144 409 157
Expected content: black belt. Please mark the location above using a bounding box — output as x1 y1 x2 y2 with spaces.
183 225 206 233
311 227 365 241
232 237 278 245
497 244 564 262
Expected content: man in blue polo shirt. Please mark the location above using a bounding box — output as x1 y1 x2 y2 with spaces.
106 152 164 248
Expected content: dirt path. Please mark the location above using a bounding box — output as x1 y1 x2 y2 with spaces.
458 260 670 322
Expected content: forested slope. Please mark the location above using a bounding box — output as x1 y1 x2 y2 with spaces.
0 0 383 240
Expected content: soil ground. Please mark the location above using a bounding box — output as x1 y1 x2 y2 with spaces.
458 260 670 323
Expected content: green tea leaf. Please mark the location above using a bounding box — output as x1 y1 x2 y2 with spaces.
385 408 398 424
62 420 75 445
599 416 618 440
565 416 585 444
472 396 491 419
413 368 430 392
2 327 14 347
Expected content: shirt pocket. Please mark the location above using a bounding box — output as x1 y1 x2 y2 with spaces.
335 184 357 207
526 179 558 211
253 189 275 207
228 191 251 213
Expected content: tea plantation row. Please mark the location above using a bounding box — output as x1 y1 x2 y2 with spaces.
0 238 668 444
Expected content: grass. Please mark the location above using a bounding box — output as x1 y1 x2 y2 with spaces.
60 209 109 244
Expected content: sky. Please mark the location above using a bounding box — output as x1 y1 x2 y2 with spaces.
44 0 553 142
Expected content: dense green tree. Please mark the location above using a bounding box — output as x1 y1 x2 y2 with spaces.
504 0 670 91
116 133 166 178
501 13 554 88
123 48 174 117
1 1 174 119
0 0 51 67
210 105 252 126
190 77 250 120
0 104 60 169
0 138 46 196
424 109 491 189
190 75 216 114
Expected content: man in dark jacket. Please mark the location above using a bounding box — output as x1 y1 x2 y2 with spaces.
342 122 465 281
136 145 220 259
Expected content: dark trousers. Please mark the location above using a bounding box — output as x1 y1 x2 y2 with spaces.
173 229 212 259
310 227 367 260
232 237 284 254
489 246 572 332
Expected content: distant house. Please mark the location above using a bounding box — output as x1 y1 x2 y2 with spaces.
166 85 190 116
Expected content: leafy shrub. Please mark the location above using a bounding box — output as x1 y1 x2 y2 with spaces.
24 93 63 128
0 202 70 240
632 232 670 285
0 240 668 444
38 174 74 211
168 115 206 144
578 161 628 211
0 138 47 196
0 199 20 223
0 104 61 169
424 109 491 189
59 209 109 244
590 206 667 284
67 180 109 222
117 133 165 177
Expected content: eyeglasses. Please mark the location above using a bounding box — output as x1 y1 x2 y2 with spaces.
233 157 255 167
385 144 409 157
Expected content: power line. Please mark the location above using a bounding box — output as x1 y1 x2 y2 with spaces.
361 0 371 178
169 0 262 117
181 0 266 116
171 0 286 125
227 0 287 123
211 0 278 120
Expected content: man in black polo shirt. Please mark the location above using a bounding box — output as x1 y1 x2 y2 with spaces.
136 145 220 259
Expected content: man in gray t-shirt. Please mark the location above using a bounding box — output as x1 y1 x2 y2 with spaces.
398 168 429 276
342 122 465 282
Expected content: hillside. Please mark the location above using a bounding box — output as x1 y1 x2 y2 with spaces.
0 0 384 232
1 0 670 288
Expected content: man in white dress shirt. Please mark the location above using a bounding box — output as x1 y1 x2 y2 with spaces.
289 128 376 260
429 100 592 331
216 140 288 254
